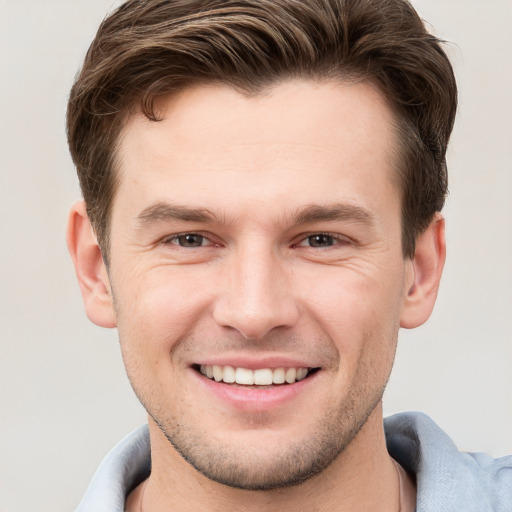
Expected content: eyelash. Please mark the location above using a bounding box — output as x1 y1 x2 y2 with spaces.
162 232 217 248
293 233 351 249
162 232 351 249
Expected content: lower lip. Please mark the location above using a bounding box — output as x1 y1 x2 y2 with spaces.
190 369 319 411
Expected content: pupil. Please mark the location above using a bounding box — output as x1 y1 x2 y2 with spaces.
180 234 203 247
310 234 333 247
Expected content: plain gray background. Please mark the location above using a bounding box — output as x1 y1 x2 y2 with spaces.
1 1 511 511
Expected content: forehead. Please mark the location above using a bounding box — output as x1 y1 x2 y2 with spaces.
115 80 400 223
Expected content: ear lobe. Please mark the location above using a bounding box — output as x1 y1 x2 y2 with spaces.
400 213 446 329
66 201 117 328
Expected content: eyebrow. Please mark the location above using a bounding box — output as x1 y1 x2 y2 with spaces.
290 204 375 226
135 201 375 228
136 202 217 226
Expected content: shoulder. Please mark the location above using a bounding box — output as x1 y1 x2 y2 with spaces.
385 412 512 512
74 425 151 512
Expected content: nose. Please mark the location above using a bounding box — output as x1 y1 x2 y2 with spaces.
212 244 299 340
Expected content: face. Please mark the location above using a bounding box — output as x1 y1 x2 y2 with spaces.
106 80 414 489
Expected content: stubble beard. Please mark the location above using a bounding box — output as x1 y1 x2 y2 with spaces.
141 377 387 491
119 321 398 491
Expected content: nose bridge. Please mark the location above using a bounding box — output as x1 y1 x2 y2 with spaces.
213 239 298 339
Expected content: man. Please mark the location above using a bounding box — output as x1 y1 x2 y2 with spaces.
65 0 511 510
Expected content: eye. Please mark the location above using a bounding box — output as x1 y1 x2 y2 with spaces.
305 234 335 248
295 233 349 248
167 233 211 247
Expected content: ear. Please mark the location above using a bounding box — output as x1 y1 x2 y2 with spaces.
400 213 446 329
66 201 117 328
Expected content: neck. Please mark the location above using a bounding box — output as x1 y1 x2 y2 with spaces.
129 404 410 512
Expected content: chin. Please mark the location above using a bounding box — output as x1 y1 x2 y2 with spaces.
149 389 382 491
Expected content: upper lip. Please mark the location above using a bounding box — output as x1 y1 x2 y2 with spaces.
191 355 320 370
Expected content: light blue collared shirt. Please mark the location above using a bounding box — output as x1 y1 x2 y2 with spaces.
74 412 512 511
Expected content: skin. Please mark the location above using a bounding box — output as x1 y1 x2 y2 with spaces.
68 80 445 511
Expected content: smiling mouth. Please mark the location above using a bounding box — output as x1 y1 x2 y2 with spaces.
194 364 320 386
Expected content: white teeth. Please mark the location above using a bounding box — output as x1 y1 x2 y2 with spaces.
297 368 308 381
213 365 223 382
198 365 311 385
235 367 254 385
273 368 285 384
223 365 235 383
285 367 297 384
253 368 273 385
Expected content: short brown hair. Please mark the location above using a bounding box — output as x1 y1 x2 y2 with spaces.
67 0 457 261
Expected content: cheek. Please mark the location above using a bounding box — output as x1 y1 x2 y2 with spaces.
113 266 214 371
301 262 404 327
298 263 404 372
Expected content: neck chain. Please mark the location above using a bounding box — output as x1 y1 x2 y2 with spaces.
138 479 148 512
394 459 403 512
